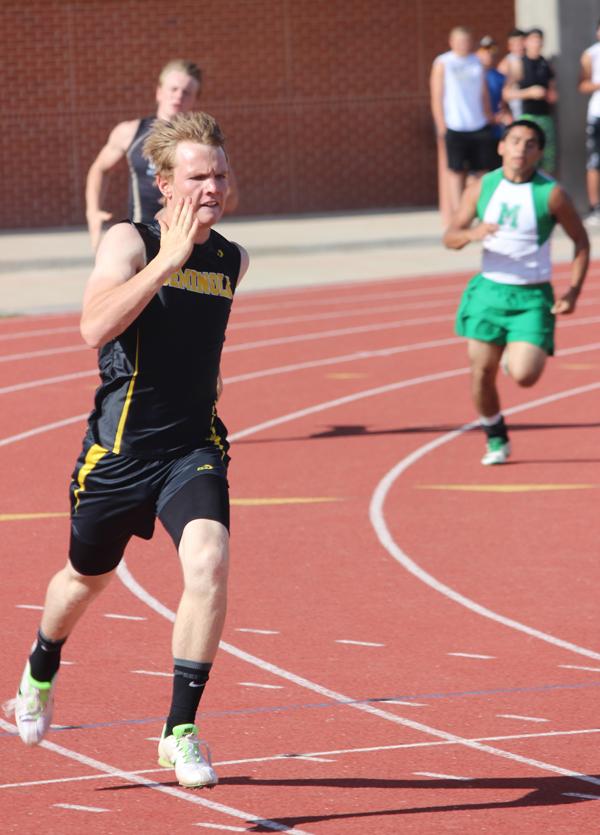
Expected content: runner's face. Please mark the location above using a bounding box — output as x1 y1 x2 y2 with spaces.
499 127 543 178
165 142 228 227
156 71 200 119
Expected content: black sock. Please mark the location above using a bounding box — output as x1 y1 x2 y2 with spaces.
165 659 212 736
483 416 508 442
28 629 67 682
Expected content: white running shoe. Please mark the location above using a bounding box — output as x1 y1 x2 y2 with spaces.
157 723 218 788
5 662 57 745
481 438 511 466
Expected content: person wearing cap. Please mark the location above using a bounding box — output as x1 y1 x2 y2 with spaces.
477 36 511 162
502 28 557 173
579 18 600 225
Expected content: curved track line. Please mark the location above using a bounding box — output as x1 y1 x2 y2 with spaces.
369 381 600 661
0 719 312 834
116 563 600 788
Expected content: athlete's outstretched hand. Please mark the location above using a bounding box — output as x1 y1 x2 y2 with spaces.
552 287 579 315
157 197 199 271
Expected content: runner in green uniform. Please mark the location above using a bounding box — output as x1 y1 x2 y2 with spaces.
444 120 589 465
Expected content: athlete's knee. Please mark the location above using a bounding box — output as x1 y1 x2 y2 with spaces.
512 368 542 387
180 524 229 594
61 561 114 598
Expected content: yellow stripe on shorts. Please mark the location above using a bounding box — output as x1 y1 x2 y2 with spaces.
73 443 109 511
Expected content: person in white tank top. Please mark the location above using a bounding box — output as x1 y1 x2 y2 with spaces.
430 26 494 222
579 20 600 222
443 121 589 465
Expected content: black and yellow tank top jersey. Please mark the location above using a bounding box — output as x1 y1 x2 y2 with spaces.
87 221 241 459
126 117 161 224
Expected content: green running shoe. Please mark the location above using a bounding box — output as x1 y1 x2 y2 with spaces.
482 437 511 466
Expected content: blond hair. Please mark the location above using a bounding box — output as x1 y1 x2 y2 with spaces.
143 111 225 179
158 58 202 87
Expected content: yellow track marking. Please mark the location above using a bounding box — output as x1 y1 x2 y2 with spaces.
0 498 342 521
417 484 598 493
559 363 598 370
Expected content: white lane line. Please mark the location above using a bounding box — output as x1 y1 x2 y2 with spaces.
3 728 600 792
239 682 284 690
0 344 85 363
0 718 312 834
380 700 428 707
194 825 248 832
235 628 280 635
335 640 385 647
15 603 43 610
0 338 463 398
117 562 600 790
0 325 80 342
414 771 471 781
232 281 467 315
215 338 463 384
497 714 549 723
229 367 469 441
0 369 96 396
283 754 336 763
448 653 495 659
131 670 173 677
104 613 146 621
563 792 600 800
228 297 455 330
0 414 88 448
225 314 455 354
54 803 109 813
559 665 600 672
370 380 600 662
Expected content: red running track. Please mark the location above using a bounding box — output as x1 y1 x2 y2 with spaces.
1 264 600 834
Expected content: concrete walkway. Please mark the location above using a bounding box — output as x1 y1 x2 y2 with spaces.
1 209 598 315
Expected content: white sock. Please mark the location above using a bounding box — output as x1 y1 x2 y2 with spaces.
480 412 503 427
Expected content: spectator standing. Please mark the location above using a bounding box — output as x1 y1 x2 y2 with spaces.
579 19 600 224
430 26 495 222
503 28 558 174
498 28 526 119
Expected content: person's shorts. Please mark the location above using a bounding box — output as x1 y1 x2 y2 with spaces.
68 436 230 576
445 126 497 172
586 118 600 171
455 274 555 355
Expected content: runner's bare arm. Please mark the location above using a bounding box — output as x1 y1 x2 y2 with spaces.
85 119 140 252
81 197 199 348
550 186 590 314
443 180 498 249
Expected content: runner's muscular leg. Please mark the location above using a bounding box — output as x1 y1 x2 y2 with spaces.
173 518 229 662
505 341 547 387
467 338 504 416
40 563 115 642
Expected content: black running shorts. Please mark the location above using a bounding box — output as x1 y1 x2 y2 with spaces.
68 436 230 576
445 126 497 173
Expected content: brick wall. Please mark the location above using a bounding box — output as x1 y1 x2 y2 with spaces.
1 0 513 228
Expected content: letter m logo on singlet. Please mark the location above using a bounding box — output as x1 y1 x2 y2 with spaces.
498 202 521 229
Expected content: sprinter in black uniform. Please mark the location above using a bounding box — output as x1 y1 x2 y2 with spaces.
12 112 249 790
85 59 239 251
